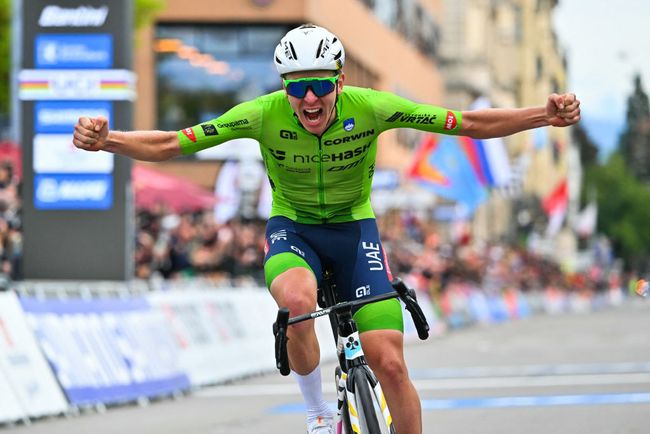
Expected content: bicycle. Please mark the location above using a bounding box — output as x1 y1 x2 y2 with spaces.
273 272 430 434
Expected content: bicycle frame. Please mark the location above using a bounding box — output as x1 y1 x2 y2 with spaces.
273 276 429 434
332 298 393 433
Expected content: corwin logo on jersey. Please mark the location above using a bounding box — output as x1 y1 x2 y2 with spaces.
280 129 297 140
323 129 374 146
268 148 286 161
201 124 218 136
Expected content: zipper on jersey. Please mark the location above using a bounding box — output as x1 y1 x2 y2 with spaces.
317 135 326 221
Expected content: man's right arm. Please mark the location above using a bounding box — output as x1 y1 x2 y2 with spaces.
73 116 181 162
73 98 264 161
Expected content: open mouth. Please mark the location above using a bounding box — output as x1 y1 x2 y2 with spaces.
303 108 323 122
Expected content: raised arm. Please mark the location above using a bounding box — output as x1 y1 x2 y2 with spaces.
459 93 581 139
73 116 181 162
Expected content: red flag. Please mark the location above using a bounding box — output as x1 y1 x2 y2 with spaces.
407 135 448 186
542 178 568 215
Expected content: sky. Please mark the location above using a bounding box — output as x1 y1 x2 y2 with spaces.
553 0 650 158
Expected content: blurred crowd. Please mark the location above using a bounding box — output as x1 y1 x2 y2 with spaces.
377 209 623 304
0 156 629 299
134 204 625 301
135 206 267 286
0 160 22 284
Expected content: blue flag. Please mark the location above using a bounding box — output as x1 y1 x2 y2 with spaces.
409 135 487 213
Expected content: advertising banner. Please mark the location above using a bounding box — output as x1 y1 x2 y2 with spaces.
148 288 336 386
34 101 112 133
20 296 190 406
0 292 68 418
35 33 113 69
17 0 134 279
0 368 27 423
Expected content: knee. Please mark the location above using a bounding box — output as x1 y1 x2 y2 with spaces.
271 267 317 331
371 352 408 385
282 287 315 315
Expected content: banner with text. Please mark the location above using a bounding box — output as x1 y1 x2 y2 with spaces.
0 292 68 418
20 296 191 407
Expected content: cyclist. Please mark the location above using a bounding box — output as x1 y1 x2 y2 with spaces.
73 24 581 434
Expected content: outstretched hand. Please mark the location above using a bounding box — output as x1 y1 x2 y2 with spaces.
73 116 109 152
546 93 581 127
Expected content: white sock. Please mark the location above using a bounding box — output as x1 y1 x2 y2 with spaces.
293 366 333 423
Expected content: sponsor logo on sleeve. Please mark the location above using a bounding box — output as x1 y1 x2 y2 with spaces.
444 111 457 130
201 124 218 136
385 112 437 124
182 127 197 142
216 119 249 129
385 111 404 122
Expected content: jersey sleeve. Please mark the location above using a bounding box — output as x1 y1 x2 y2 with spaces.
368 89 463 135
177 98 263 155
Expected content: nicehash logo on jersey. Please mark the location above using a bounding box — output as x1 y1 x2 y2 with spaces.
269 149 286 160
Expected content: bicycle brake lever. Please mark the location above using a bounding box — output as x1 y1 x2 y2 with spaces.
273 308 291 376
391 278 430 340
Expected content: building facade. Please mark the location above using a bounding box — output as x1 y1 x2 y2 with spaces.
132 0 446 189
441 0 579 260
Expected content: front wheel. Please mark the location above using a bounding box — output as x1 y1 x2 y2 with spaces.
350 370 395 434
335 367 353 434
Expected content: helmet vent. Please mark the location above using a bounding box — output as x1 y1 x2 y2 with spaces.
315 39 324 58
275 56 282 64
288 41 298 60
332 37 338 44
333 51 342 60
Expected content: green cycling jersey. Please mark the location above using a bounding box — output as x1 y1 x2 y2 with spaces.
177 86 462 224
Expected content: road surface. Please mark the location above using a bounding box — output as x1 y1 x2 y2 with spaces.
4 298 649 434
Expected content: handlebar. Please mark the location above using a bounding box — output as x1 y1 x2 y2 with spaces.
272 278 430 375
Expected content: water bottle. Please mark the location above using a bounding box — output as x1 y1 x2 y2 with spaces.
635 279 649 298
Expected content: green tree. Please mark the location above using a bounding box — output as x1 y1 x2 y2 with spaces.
584 152 650 271
0 0 166 116
618 73 650 183
0 0 10 117
572 122 599 167
134 0 166 31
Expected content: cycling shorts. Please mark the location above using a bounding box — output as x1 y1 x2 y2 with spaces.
263 216 403 333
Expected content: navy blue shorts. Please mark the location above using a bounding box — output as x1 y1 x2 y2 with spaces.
263 216 395 303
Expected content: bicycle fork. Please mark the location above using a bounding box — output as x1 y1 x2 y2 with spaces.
335 321 392 433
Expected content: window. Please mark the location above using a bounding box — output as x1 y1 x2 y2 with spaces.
155 24 291 131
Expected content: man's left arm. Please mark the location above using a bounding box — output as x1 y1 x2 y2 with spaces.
459 93 581 139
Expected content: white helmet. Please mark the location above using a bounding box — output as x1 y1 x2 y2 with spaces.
274 24 345 75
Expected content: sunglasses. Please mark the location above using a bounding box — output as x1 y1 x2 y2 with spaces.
283 75 339 98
